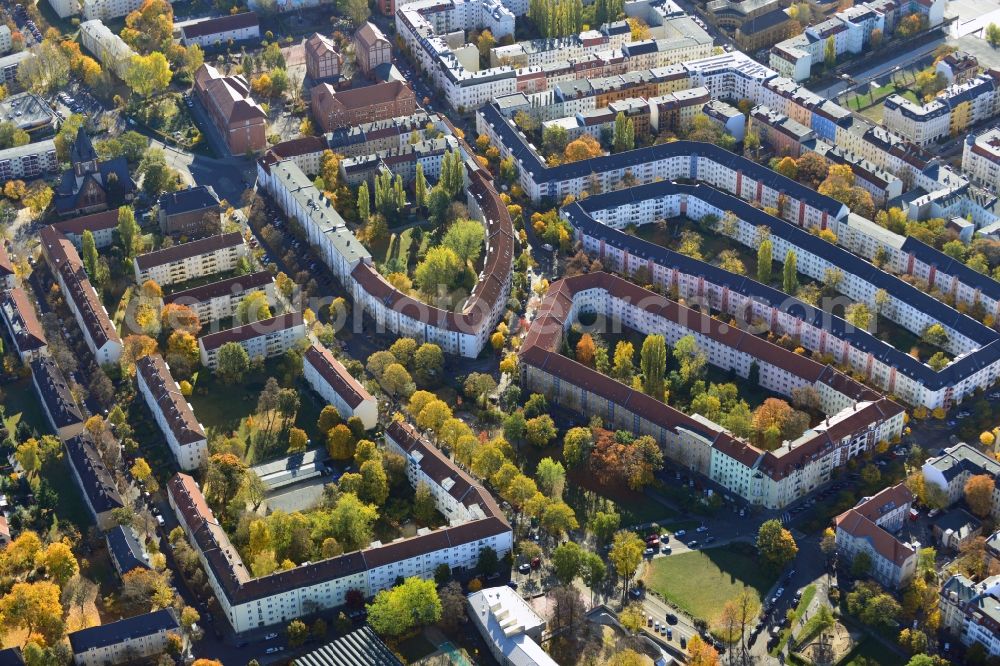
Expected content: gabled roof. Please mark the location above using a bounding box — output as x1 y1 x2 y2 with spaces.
70 126 96 164
198 312 303 352
134 232 243 271
63 432 123 515
303 343 374 409
180 11 258 39
68 609 178 653
30 356 82 428
136 355 205 446
158 185 220 217
0 288 46 352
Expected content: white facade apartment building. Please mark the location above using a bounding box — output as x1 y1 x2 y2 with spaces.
82 0 174 20
167 421 511 632
941 574 1000 658
69 609 180 666
396 0 711 111
835 484 916 589
135 354 207 470
520 272 905 509
923 444 1000 518
198 312 306 368
256 159 370 281
963 128 1000 189
0 139 59 184
39 227 122 365
79 20 137 79
257 152 514 359
162 271 275 324
48 0 82 19
564 181 1000 409
883 72 1000 147
303 343 378 430
133 232 247 287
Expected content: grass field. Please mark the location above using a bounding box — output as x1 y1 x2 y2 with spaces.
842 636 907 666
2 377 50 436
643 544 779 623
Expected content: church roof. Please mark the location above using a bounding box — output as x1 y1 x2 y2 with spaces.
70 127 97 165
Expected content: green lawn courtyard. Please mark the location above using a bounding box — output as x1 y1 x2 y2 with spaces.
643 544 779 623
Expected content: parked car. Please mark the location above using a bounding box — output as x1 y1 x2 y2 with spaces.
665 613 678 625
264 633 278 640
530 557 541 570
517 563 530 574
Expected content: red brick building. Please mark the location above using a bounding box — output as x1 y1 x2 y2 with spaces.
193 64 268 156
311 81 416 132
354 22 391 78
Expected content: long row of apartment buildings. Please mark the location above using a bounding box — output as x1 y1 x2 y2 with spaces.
256 126 514 358
519 271 906 509
883 69 1000 147
395 0 712 111
561 178 1000 408
485 50 997 229
167 420 512 632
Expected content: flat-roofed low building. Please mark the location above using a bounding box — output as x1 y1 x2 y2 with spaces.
51 210 119 250
0 139 58 184
63 432 123 530
0 93 59 133
294 626 401 666
303 343 378 430
158 185 222 236
136 354 207 470
178 11 260 48
163 271 274 324
468 586 558 666
133 232 247 287
0 288 47 362
198 311 306 368
68 609 180 666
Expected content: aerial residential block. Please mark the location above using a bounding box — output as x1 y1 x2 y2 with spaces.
132 232 247 287
136 354 208 470
303 343 378 430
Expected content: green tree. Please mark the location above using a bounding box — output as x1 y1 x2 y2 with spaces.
612 111 635 152
81 230 99 279
414 246 462 296
117 206 140 259
124 52 172 97
216 342 250 384
756 519 798 570
535 457 566 499
414 162 427 208
551 542 583 585
366 577 442 637
640 334 667 398
824 36 836 68
357 181 370 222
988 23 1000 48
139 148 179 197
329 492 379 551
782 250 798 294
757 238 772 284
442 219 486 264
609 530 644 600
